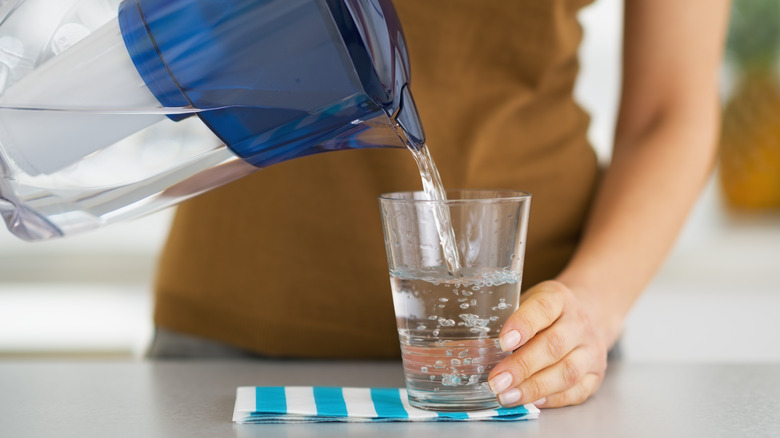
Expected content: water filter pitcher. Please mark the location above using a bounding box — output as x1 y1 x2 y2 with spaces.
0 0 424 240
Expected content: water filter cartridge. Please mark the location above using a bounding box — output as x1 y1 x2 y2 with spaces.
0 17 166 176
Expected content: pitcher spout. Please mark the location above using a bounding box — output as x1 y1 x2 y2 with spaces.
393 85 425 150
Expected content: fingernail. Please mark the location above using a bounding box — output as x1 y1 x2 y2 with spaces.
499 330 522 352
488 372 513 394
498 388 522 406
533 397 547 407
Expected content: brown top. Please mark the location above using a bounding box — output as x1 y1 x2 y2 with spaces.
153 0 599 358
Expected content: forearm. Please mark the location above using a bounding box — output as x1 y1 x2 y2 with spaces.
557 103 720 347
553 0 730 348
489 0 731 408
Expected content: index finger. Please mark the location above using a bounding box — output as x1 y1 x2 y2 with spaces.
497 281 567 352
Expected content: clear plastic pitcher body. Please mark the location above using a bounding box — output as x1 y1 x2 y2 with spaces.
0 0 423 241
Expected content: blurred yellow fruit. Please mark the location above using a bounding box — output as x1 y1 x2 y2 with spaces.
717 0 780 210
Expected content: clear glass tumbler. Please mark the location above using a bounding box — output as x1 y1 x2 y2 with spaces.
379 189 531 411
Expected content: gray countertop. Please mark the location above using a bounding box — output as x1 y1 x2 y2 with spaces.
1 360 779 437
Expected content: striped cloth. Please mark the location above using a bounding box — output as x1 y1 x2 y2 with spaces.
233 386 540 423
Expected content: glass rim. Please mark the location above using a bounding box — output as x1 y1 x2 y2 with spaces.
378 189 532 204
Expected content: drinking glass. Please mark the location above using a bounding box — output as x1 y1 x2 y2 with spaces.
379 189 531 411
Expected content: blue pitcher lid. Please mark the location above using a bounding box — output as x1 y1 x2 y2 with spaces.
117 0 422 165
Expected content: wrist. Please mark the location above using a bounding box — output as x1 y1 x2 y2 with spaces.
550 277 626 349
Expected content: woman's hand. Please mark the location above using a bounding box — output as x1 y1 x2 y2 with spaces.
483 0 731 410
487 280 609 408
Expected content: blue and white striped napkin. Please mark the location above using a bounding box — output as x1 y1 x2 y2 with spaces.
233 386 540 423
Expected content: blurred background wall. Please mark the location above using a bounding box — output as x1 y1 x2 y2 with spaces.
0 0 778 361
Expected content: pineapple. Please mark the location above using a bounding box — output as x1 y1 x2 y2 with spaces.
718 0 780 209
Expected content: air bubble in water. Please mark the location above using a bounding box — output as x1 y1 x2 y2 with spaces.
460 303 470 309
438 318 455 327
421 366 428 373
441 371 462 386
451 358 461 366
438 297 449 303
459 313 489 328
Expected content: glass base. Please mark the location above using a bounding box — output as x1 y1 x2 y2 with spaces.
407 387 500 412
